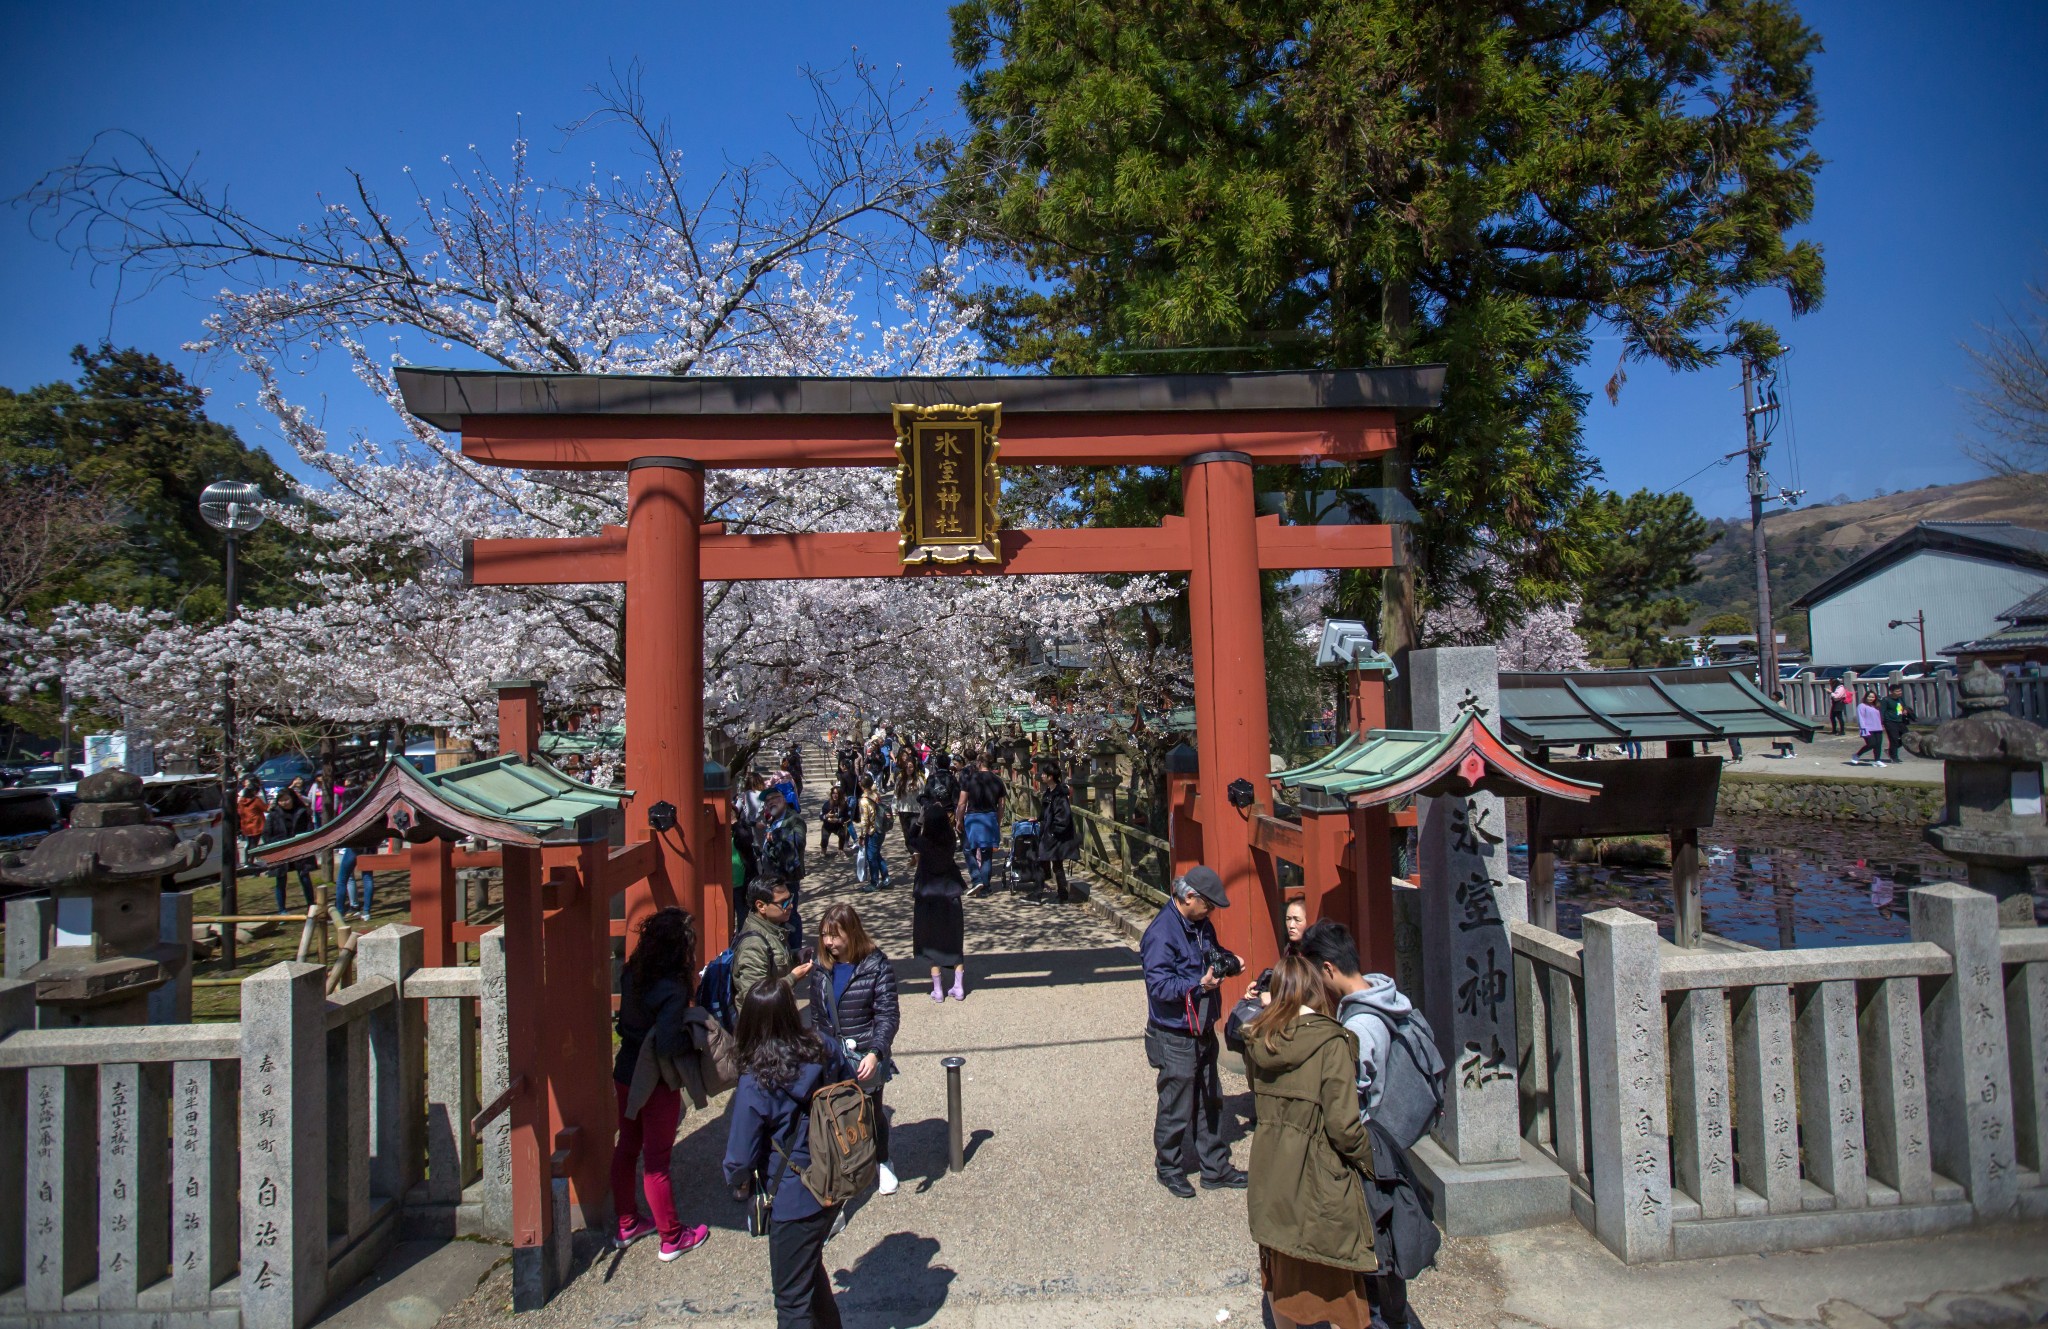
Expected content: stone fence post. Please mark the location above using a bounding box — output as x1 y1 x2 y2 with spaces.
0 978 32 1293
359 925 425 1205
1581 908 1671 1263
240 962 328 1329
479 926 513 1238
1911 883 2018 1217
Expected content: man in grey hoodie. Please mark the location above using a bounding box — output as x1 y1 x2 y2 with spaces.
1300 919 1425 1329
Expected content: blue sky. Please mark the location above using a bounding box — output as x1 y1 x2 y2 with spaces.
2 0 2043 517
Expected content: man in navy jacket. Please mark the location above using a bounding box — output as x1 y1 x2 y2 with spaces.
1139 865 1245 1197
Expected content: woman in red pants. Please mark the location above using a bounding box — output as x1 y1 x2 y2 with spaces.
610 908 711 1260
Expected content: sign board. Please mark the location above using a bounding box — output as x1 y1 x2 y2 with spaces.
1526 756 1722 838
84 732 156 778
892 402 1001 564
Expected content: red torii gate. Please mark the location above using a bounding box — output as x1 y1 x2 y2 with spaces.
392 368 1440 1299
398 367 1441 989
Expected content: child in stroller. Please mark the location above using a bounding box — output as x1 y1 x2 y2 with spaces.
1005 818 1046 895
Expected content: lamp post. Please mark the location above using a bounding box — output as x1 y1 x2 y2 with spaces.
1888 611 1928 667
199 481 265 969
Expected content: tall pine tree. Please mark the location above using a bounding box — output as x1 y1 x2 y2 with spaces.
935 0 1824 681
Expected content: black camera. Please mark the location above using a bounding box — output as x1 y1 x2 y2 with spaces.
1205 946 1243 980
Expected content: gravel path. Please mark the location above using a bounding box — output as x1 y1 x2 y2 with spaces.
436 831 1505 1328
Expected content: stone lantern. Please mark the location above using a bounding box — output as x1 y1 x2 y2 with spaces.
1090 734 1122 819
0 769 207 1026
1919 661 2048 927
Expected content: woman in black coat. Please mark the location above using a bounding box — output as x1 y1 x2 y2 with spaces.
809 901 902 1195
263 786 316 911
1034 761 1078 904
911 802 967 1002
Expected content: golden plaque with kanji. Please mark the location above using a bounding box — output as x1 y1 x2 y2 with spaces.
892 402 1001 564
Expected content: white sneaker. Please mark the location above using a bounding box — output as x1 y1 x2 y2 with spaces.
877 1162 899 1196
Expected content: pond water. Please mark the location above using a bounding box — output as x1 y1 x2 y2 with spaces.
1501 808 2048 949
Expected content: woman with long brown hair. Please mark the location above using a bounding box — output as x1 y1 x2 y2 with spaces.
1241 953 1378 1329
724 979 853 1329
808 901 902 1195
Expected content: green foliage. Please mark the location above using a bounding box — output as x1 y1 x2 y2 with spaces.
1698 611 1754 636
1575 489 1716 665
936 0 1824 627
0 345 308 620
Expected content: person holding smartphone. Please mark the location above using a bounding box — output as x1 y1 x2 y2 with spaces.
808 902 901 1195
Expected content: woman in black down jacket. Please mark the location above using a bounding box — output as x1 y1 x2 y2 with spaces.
263 785 316 911
808 901 902 1196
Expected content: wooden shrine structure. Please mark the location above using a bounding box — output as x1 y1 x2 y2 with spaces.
389 365 1441 1302
255 681 654 1305
1497 665 1817 947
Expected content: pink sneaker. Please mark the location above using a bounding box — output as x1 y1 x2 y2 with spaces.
659 1224 710 1262
615 1215 657 1251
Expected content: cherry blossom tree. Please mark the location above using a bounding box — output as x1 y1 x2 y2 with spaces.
18 64 1163 767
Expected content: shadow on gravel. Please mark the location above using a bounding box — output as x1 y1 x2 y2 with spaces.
887 942 1139 991
829 1231 956 1327
885 1116 996 1193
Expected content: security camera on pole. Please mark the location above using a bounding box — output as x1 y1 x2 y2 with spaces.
199 481 265 969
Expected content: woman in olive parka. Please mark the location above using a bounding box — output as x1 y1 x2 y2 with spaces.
1241 952 1378 1329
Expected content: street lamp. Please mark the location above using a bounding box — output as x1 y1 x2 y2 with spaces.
1887 611 1928 667
199 481 265 968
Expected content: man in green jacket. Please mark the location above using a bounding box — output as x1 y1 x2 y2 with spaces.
733 876 811 1002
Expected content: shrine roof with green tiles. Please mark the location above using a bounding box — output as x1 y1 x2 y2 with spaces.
1272 713 1601 811
1497 666 1818 748
253 754 629 863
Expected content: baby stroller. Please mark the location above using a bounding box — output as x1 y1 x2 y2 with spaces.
1005 819 1046 895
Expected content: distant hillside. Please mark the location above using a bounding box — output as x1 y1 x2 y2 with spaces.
1687 475 2048 639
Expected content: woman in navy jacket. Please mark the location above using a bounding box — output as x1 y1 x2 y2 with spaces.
724 978 854 1329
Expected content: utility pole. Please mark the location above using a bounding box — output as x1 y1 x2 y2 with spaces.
1742 357 1790 692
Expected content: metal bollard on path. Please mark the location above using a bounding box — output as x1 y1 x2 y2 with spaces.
942 1055 967 1172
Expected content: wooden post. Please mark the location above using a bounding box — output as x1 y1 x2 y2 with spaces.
496 680 544 760
409 838 457 968
623 458 705 954
1352 804 1397 977
1184 452 1279 995
1528 797 1557 932
1669 825 1703 949
501 842 557 1309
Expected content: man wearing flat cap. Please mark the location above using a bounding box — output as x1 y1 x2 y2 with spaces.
1139 865 1247 1197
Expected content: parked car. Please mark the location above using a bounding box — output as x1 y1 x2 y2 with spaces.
1796 663 1872 683
0 786 62 860
251 752 318 798
1859 660 1954 680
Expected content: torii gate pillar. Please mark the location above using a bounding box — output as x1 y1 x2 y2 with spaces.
1183 452 1280 989
623 458 706 941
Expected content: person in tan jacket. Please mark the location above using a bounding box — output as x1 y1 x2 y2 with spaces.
1242 954 1378 1329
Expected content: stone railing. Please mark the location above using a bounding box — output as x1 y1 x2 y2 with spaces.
0 923 508 1329
1510 882 2048 1263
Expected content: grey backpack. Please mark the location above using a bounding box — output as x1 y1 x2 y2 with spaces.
1367 1006 1448 1151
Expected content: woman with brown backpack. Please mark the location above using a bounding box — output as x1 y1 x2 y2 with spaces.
724 979 856 1329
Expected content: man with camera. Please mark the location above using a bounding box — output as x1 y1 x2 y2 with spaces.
1140 865 1247 1197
